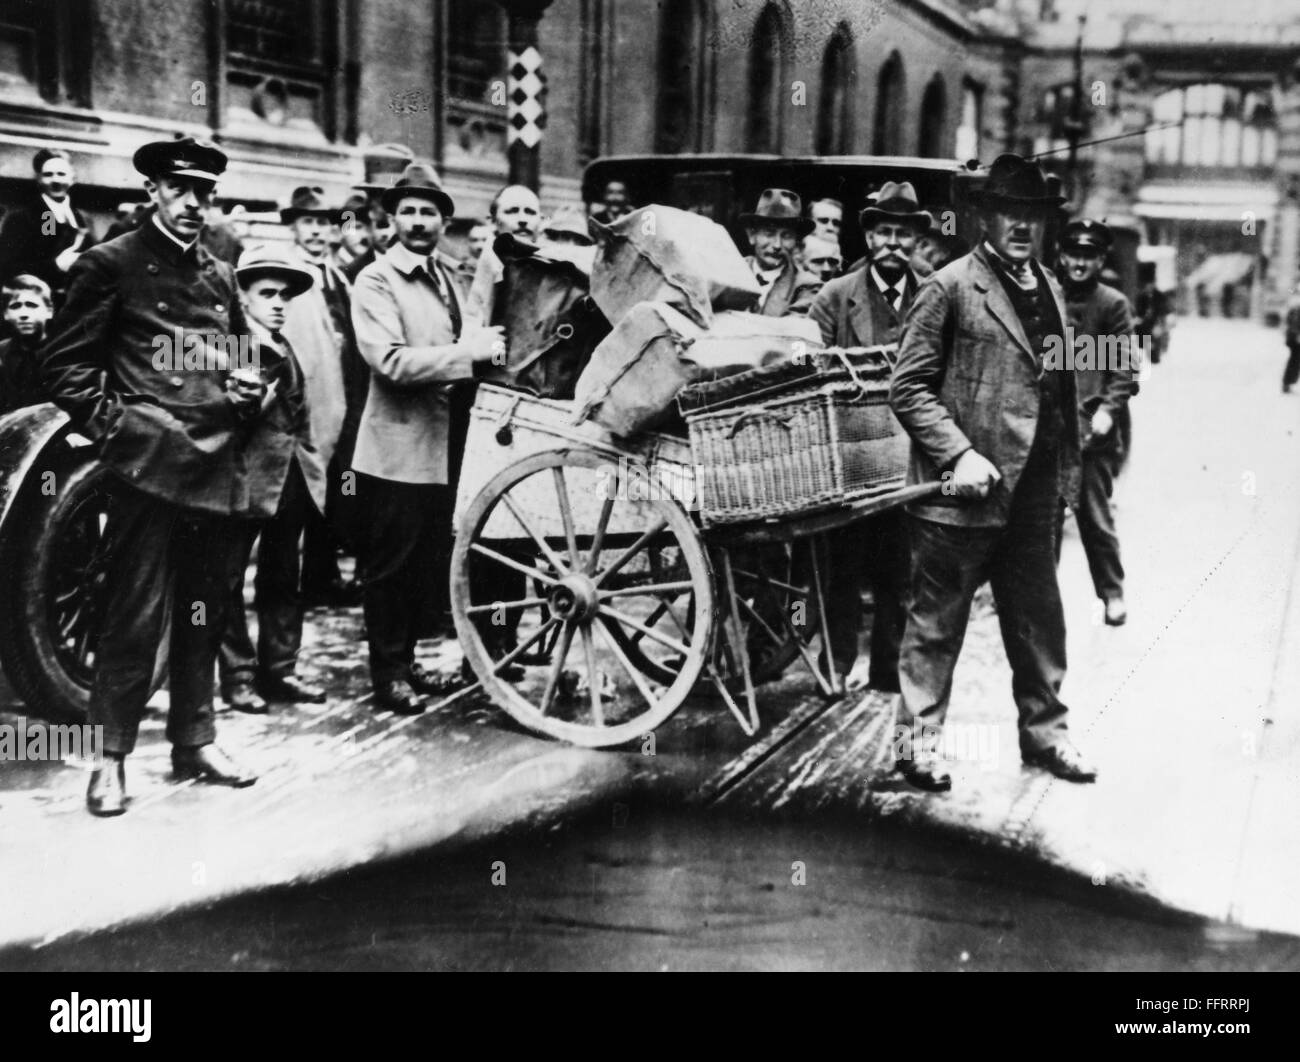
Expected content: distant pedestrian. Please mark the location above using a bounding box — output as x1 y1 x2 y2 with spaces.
1282 285 1300 394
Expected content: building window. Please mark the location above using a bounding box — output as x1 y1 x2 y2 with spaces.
224 0 340 139
445 0 508 165
872 51 905 155
816 23 855 156
918 74 947 158
1147 83 1277 172
955 79 982 162
0 0 91 108
747 3 787 153
656 0 709 154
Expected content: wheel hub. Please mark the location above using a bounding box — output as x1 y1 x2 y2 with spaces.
549 573 600 622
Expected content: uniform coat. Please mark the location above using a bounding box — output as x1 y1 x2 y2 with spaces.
891 244 1082 528
1062 278 1137 455
40 219 294 518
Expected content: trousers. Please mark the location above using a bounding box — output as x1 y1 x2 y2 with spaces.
1074 447 1124 601
220 461 315 687
89 482 250 755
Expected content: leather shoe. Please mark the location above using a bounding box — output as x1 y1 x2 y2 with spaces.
410 662 472 697
172 744 257 787
258 673 326 703
223 679 268 714
1023 740 1097 783
374 678 425 715
87 755 127 816
1103 597 1127 626
894 753 952 793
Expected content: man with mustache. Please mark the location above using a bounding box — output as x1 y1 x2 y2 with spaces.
464 184 543 326
0 148 97 308
40 137 278 814
350 162 505 714
890 154 1093 792
809 182 931 696
1055 219 1138 627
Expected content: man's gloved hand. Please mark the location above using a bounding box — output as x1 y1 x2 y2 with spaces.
948 449 1002 500
225 370 268 421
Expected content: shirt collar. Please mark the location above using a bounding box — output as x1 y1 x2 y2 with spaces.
752 259 782 284
151 213 198 255
388 240 437 278
42 193 76 225
870 265 907 294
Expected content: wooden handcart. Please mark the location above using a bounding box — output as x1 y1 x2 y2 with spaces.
450 350 938 748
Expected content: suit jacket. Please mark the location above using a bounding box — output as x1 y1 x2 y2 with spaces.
890 244 1081 527
0 194 97 299
809 264 919 348
745 254 821 317
1061 279 1137 454
240 332 316 513
350 244 475 485
0 334 47 414
39 219 290 518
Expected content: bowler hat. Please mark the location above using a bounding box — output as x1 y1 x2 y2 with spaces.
971 153 1065 211
280 186 343 225
859 181 932 232
133 136 227 184
739 189 813 235
235 244 315 298
380 162 455 218
1060 218 1112 254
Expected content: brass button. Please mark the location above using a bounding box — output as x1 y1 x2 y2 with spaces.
214 303 225 313
169 376 184 388
157 301 169 312
147 264 160 275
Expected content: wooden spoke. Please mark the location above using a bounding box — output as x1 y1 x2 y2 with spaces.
593 518 669 588
551 466 582 570
595 621 661 713
491 616 562 674
597 604 692 658
598 580 695 599
464 596 550 616
469 542 560 586
539 621 577 717
736 594 786 649
500 494 569 575
584 495 616 576
580 625 605 728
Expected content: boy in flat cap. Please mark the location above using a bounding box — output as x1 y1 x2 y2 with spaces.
41 136 281 815
1056 218 1138 627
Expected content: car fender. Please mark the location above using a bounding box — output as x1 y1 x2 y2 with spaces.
0 403 79 541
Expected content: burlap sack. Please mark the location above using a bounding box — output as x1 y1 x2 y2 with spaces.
573 303 820 437
589 205 761 328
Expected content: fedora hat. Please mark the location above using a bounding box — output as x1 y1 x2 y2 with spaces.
1060 218 1112 254
380 162 455 218
971 153 1066 211
541 205 595 246
859 181 932 232
280 186 344 225
133 135 227 184
739 189 813 235
235 244 315 298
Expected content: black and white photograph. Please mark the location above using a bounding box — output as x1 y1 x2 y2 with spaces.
0 0 1296 1002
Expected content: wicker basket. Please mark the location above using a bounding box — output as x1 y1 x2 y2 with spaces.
681 349 910 526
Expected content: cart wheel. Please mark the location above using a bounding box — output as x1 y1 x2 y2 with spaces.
452 449 715 748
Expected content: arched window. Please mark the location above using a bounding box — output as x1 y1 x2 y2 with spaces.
816 24 855 155
918 75 947 158
872 51 905 155
747 3 787 153
656 0 710 154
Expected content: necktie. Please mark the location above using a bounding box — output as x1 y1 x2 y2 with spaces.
885 284 901 313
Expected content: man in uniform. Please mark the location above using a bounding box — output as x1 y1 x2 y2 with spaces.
1056 219 1138 626
810 182 931 694
740 189 821 318
41 137 282 815
890 154 1095 792
350 162 504 714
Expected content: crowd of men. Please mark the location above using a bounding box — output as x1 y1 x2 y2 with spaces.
0 137 1141 815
